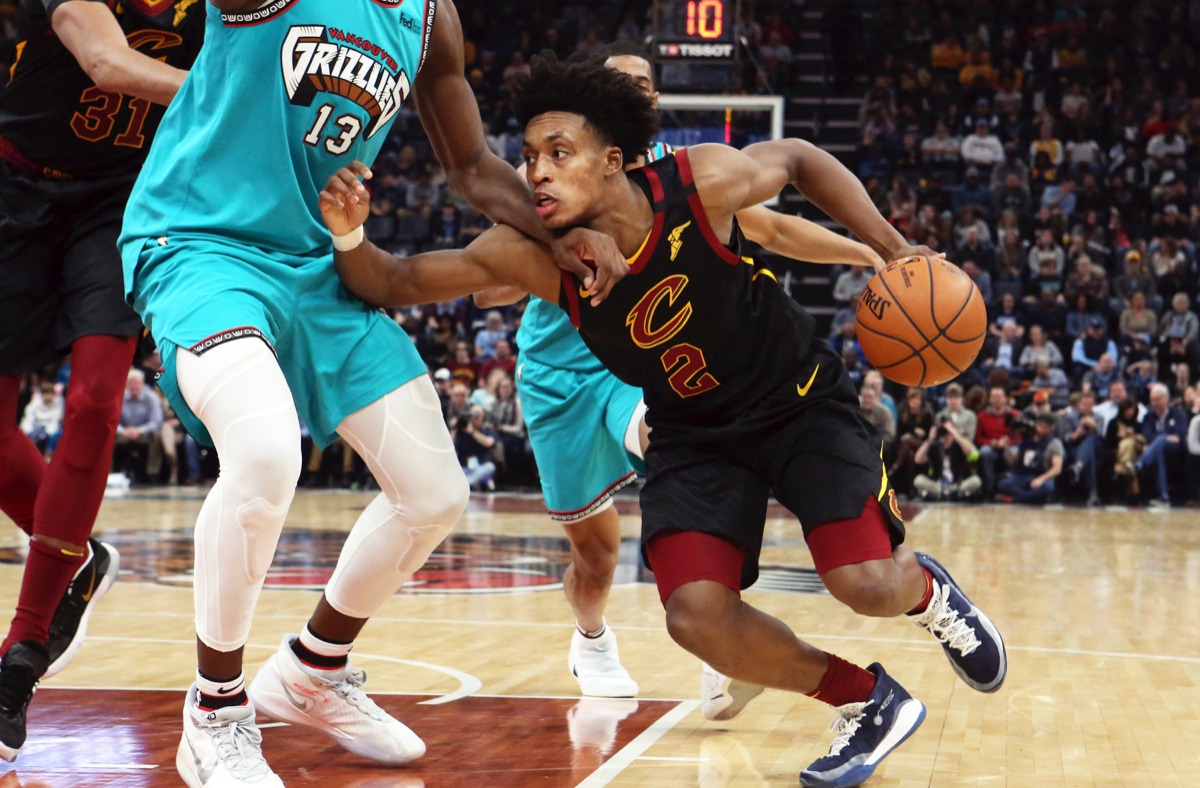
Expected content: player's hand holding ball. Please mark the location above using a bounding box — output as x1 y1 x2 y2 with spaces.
319 160 373 237
855 254 986 388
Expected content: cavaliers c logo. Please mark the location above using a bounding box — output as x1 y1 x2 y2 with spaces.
625 275 693 350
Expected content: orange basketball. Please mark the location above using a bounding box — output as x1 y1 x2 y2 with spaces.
855 255 986 388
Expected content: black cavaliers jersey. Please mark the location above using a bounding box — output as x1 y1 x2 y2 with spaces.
0 0 205 180
559 148 818 429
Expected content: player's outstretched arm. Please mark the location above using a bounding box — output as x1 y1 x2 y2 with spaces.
736 206 886 270
414 0 625 304
688 141 938 264
51 1 187 106
320 164 560 308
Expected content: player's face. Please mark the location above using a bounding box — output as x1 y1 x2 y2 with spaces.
523 113 622 230
605 55 658 108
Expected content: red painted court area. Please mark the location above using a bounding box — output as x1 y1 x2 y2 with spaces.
2 690 672 787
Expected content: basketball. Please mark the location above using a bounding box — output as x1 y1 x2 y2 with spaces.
855 255 986 388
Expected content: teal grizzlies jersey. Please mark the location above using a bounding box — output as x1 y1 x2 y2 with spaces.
518 141 674 371
121 0 436 258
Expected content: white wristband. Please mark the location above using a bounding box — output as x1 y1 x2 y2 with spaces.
332 226 364 252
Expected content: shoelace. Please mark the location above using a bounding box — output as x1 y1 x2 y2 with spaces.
208 718 272 780
825 701 871 757
324 669 387 721
914 584 982 656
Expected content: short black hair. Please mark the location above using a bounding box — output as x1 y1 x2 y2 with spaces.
512 51 660 167
592 40 653 65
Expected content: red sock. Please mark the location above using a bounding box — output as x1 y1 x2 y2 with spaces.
1 335 135 652
907 567 935 615
807 653 877 707
0 375 44 536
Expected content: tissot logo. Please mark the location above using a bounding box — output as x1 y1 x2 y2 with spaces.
281 25 411 139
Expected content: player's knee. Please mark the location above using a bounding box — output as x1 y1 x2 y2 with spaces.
575 540 619 581
663 584 735 654
60 378 124 471
401 464 469 527
223 422 302 507
823 562 907 617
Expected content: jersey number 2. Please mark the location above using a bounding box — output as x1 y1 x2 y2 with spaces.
661 343 719 399
304 104 363 156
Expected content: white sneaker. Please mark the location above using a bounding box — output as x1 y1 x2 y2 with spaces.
248 635 425 765
700 663 764 721
568 626 638 698
176 684 282 788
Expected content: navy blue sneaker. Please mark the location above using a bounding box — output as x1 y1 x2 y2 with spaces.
909 553 1006 693
800 663 925 787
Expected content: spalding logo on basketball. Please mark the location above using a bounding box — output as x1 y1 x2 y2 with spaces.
855 255 986 387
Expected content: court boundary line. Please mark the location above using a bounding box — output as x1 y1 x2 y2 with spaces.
81 612 1200 666
576 700 700 787
85 636 481 704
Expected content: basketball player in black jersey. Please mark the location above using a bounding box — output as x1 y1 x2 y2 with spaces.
319 54 1007 787
0 0 204 759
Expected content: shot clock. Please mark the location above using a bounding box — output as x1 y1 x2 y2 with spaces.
653 0 741 62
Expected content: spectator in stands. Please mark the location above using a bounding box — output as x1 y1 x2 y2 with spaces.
115 368 164 482
479 339 517 381
1059 389 1103 506
990 142 1031 192
1017 326 1065 374
433 368 453 417
976 386 1020 495
20 383 63 457
920 120 962 182
1030 150 1060 195
1041 177 1077 221
1146 126 1186 168
956 225 994 271
891 388 934 495
453 404 498 491
1112 252 1157 314
445 381 471 429
1066 292 1105 340
1158 324 1200 388
1072 316 1119 381
1063 254 1109 309
1027 227 1065 276
444 340 481 387
1129 383 1189 508
961 120 1005 170
953 167 992 219
1082 353 1121 399
1108 395 1146 500
833 265 871 307
1029 123 1064 167
981 321 1024 376
992 171 1033 219
474 310 509 360
989 292 1024 337
962 260 994 308
1187 393 1200 506
997 413 1064 504
913 414 981 501
938 382 977 439
1119 291 1158 341
1030 362 1070 405
859 384 896 450
1027 255 1066 304
489 376 528 481
1160 293 1199 344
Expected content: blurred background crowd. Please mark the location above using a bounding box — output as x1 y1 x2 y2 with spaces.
4 0 1198 506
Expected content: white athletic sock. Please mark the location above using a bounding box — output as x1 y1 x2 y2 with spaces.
196 670 246 708
293 625 353 671
577 619 607 639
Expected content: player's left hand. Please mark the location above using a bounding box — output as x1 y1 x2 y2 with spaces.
552 227 627 306
884 244 948 266
319 161 373 237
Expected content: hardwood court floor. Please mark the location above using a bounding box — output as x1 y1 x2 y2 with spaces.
0 490 1197 786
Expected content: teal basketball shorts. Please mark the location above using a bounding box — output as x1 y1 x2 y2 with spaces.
122 235 427 448
516 355 645 521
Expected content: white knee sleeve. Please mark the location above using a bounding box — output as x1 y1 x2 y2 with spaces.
177 339 301 651
324 376 468 618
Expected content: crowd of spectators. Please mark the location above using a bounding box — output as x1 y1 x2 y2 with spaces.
840 0 1200 507
5 0 1198 506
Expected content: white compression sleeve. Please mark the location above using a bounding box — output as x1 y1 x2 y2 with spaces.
176 338 302 652
323 375 469 619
